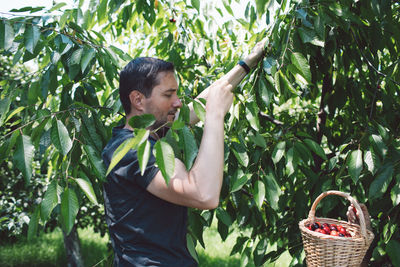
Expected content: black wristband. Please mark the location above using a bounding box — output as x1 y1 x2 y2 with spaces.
238 60 251 74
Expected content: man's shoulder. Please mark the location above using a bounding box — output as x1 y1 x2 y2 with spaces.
102 126 134 160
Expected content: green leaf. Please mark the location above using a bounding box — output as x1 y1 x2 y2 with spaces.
171 120 185 130
231 236 249 255
13 135 34 184
387 239 400 267
81 114 103 153
51 119 72 156
272 141 285 164
249 132 266 148
81 47 96 72
50 2 67 11
294 141 312 163
24 25 41 54
298 27 324 47
254 180 265 210
347 150 363 183
154 139 175 185
231 172 251 193
178 104 191 124
290 52 311 83
191 0 200 12
5 106 25 124
245 101 260 131
106 129 149 175
28 206 40 241
188 210 206 248
128 114 156 129
257 77 272 107
231 142 249 167
41 65 58 98
391 174 400 206
274 69 281 94
255 0 266 14
60 188 79 235
180 126 198 170
68 48 83 80
0 97 12 126
137 140 151 176
186 234 199 263
263 171 281 211
223 0 234 16
0 20 14 50
193 99 206 122
75 177 98 205
364 149 380 175
369 134 388 159
216 207 232 226
279 71 297 95
83 145 106 181
253 238 268 266
41 180 60 221
304 139 327 160
369 163 394 200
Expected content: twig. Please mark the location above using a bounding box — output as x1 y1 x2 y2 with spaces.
240 188 253 198
259 111 284 126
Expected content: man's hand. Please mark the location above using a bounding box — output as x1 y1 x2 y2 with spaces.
346 203 372 231
243 38 268 69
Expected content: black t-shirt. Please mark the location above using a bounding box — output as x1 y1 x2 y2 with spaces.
102 126 197 267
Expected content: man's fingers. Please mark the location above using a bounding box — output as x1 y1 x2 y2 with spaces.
347 205 357 223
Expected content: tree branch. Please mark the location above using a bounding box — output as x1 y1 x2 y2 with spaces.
259 111 284 126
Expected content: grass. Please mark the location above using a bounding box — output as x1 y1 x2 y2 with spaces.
196 222 243 267
0 222 244 267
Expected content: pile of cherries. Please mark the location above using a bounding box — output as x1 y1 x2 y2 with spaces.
306 222 352 237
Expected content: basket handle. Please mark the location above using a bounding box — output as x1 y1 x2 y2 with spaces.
308 190 368 241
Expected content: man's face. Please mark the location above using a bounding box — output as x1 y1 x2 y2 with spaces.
142 71 182 130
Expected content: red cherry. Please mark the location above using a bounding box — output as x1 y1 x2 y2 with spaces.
330 230 339 236
323 226 331 234
339 228 347 235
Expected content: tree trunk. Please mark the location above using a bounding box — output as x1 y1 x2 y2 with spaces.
62 225 84 267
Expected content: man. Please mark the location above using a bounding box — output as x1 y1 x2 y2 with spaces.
102 41 266 266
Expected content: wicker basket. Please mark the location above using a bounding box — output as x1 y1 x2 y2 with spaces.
299 191 374 267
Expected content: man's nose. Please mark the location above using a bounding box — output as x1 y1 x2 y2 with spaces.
173 97 182 108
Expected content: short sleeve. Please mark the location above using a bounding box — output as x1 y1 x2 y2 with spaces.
102 131 160 190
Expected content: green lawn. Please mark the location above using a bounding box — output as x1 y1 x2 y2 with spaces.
0 223 244 267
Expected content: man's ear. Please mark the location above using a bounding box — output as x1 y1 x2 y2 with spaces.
129 90 145 111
